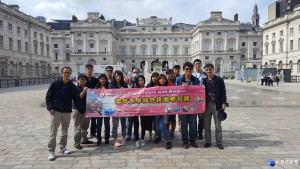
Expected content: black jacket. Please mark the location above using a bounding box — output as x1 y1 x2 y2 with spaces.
86 76 98 89
203 75 227 110
46 79 84 114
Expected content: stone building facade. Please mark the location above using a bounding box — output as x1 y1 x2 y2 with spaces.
263 5 300 75
50 5 262 77
0 2 52 78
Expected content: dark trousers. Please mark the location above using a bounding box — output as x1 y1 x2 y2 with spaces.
90 118 97 135
133 116 140 140
96 117 110 140
197 113 204 136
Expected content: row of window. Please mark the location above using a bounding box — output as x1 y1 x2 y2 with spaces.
0 35 50 56
54 44 69 48
205 32 235 36
140 27 168 31
266 26 300 40
76 33 107 38
266 39 300 54
120 38 189 43
0 20 49 41
120 47 189 56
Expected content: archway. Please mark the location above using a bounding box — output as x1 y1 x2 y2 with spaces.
278 61 283 69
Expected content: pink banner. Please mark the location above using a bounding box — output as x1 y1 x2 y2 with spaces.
86 86 205 117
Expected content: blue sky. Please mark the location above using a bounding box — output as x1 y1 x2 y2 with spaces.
3 0 276 25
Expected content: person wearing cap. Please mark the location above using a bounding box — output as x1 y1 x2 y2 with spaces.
173 64 182 133
192 59 207 140
203 63 227 150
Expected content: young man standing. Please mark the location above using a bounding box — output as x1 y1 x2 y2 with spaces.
203 64 227 149
192 59 207 140
46 67 85 161
85 64 97 141
105 66 114 85
72 74 89 150
175 62 200 149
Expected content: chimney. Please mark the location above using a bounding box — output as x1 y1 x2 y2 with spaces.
234 13 238 21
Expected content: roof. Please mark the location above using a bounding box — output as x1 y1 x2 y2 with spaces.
47 20 71 30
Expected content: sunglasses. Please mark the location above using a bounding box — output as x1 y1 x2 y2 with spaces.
185 68 193 71
106 70 113 72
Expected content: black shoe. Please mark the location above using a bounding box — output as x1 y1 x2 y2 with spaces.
204 143 211 148
81 140 93 144
105 138 109 144
217 144 224 149
165 141 172 149
153 137 162 144
198 134 203 140
75 145 83 150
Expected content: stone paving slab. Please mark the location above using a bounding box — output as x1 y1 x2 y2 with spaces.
0 83 300 168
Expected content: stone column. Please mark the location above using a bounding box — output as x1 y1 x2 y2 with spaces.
96 32 99 53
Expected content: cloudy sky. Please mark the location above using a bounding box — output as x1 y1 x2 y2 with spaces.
3 0 275 25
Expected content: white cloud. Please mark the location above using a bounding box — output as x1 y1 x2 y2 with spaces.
2 0 272 25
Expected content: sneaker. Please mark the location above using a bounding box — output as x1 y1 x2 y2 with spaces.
217 144 224 149
48 152 55 161
153 137 162 144
58 148 71 154
74 145 83 150
136 140 141 148
165 141 172 149
141 140 145 147
204 143 211 148
81 140 93 144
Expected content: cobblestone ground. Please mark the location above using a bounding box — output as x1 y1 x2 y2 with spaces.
0 81 300 169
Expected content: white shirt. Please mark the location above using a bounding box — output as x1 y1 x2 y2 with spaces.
193 71 207 85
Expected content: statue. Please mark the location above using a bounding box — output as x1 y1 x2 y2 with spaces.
100 14 105 20
72 15 78 22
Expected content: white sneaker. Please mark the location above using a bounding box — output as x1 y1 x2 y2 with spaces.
141 139 145 147
136 140 141 148
48 152 55 161
58 148 71 154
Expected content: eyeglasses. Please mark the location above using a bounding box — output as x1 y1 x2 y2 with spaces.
205 69 213 71
185 68 193 71
106 70 113 72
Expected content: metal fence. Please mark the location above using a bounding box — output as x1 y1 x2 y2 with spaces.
291 76 300 83
0 77 61 88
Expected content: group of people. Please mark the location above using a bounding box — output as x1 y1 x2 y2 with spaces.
260 71 283 86
45 59 227 161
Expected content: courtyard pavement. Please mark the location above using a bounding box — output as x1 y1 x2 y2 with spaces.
0 81 299 169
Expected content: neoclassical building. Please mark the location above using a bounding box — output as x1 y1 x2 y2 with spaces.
50 4 262 77
263 4 300 76
0 2 52 78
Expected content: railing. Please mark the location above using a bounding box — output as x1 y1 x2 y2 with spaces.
0 77 61 88
291 76 300 83
74 52 111 55
117 54 192 58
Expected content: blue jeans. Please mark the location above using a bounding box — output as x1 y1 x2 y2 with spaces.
126 117 134 137
154 116 170 141
180 114 197 143
96 117 110 140
197 113 205 135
